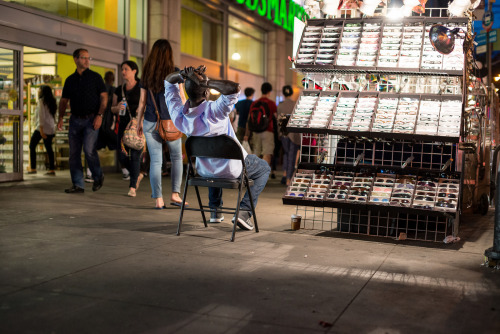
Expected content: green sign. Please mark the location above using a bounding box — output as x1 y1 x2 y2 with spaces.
234 0 308 32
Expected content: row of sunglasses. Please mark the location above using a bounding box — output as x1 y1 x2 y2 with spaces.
297 21 465 71
284 170 459 212
289 93 462 137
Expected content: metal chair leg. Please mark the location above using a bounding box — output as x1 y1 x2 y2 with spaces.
231 182 245 242
245 175 259 233
177 165 192 236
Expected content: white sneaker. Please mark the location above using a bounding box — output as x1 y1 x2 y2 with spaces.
210 210 224 223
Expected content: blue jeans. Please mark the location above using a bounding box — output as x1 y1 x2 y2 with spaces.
281 137 300 181
209 154 271 213
68 115 102 188
143 119 183 199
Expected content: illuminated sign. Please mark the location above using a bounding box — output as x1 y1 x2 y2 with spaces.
234 0 308 32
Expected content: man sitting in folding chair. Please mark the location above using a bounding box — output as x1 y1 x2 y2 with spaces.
164 66 271 230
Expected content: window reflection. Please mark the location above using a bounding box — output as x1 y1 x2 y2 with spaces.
5 0 146 40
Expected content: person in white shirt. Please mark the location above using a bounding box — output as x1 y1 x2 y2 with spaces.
28 85 57 175
163 66 270 230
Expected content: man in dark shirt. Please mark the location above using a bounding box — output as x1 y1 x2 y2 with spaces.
58 48 107 193
233 87 255 142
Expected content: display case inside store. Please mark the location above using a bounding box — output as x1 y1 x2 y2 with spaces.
22 76 65 171
284 15 480 242
0 115 22 174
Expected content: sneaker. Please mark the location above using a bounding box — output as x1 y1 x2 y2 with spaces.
122 173 130 181
232 210 254 231
84 175 93 183
210 210 224 223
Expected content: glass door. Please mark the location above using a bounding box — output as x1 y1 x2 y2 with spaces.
0 42 23 182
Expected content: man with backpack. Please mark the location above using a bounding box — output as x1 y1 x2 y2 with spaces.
244 82 277 167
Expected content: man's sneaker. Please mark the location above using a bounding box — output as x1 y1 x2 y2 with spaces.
84 175 93 183
232 210 254 231
210 210 224 223
122 173 130 181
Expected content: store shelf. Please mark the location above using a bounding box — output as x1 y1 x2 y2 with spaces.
282 197 456 219
293 66 463 77
287 126 460 143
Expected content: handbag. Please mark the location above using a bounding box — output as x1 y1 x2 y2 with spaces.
121 85 146 151
150 90 183 142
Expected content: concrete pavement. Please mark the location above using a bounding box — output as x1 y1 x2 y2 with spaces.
0 171 499 333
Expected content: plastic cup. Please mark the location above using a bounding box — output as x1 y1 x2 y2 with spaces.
291 214 302 230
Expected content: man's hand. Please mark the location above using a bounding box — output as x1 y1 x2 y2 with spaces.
57 119 64 131
93 115 102 130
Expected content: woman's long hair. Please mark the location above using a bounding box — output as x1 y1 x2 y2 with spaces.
40 85 57 118
142 39 174 93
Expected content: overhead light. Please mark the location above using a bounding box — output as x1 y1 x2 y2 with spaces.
429 24 463 54
495 77 500 82
231 52 241 61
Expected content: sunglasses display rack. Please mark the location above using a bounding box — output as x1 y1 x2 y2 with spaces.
283 15 483 242
295 17 467 75
287 91 463 142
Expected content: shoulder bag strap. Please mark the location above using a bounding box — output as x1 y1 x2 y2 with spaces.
122 84 132 118
149 89 161 121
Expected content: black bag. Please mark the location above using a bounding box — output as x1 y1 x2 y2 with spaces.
247 100 270 133
278 114 290 137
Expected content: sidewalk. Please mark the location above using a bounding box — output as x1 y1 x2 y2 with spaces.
1 171 499 333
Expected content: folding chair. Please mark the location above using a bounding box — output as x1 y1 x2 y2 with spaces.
177 135 259 241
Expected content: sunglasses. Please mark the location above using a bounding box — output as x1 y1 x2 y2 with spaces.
328 193 347 200
435 201 456 208
334 181 351 186
306 193 324 199
350 190 369 196
348 196 368 202
390 199 411 206
415 196 434 202
396 184 415 189
438 193 457 198
413 204 434 210
371 197 390 203
287 192 305 197
310 184 328 189
312 179 331 184
392 193 411 199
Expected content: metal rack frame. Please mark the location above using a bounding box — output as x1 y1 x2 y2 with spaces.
282 14 483 242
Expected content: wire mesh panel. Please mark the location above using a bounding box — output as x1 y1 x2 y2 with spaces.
333 139 458 171
296 206 451 242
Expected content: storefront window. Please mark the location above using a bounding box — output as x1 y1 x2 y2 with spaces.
5 0 146 41
228 16 265 76
181 0 223 63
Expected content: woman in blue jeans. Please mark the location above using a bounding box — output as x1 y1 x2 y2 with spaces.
136 39 186 209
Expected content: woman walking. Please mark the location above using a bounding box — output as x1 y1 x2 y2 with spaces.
111 60 142 197
28 85 57 175
136 39 186 209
